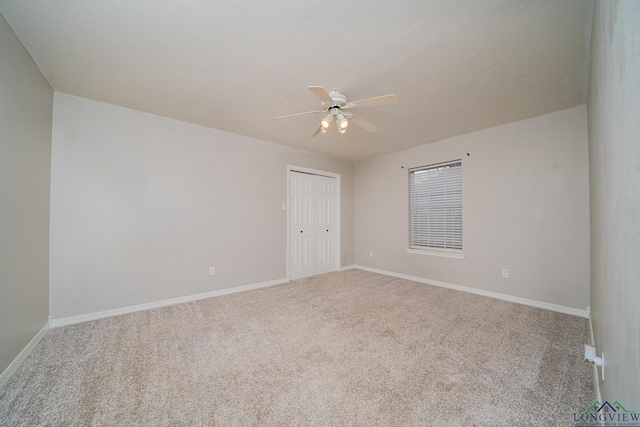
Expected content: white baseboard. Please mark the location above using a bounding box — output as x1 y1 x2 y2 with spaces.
0 322 50 389
354 265 590 318
50 278 290 328
338 265 356 271
588 314 602 403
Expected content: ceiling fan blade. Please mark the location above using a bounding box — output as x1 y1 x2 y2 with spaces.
311 124 322 138
350 94 397 109
274 109 323 120
308 86 334 104
350 114 378 133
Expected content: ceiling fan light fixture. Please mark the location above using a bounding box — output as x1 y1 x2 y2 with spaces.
338 126 347 134
338 113 349 129
321 114 333 129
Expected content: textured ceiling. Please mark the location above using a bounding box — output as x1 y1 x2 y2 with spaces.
0 0 592 161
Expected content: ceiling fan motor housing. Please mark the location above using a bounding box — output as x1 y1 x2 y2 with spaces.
326 91 347 109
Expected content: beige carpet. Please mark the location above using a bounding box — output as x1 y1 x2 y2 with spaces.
0 270 593 426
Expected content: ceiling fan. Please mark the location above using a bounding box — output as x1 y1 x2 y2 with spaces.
274 86 397 137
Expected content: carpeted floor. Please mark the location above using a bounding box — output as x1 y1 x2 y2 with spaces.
0 270 593 426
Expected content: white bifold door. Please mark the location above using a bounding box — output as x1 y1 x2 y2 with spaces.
290 171 338 279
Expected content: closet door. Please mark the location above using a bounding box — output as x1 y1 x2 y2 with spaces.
290 171 338 279
290 171 315 279
314 175 337 275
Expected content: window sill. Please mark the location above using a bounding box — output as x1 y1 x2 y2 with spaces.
407 248 465 259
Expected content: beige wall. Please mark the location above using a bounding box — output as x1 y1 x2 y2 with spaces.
588 0 639 404
355 106 590 310
0 14 52 373
50 93 354 319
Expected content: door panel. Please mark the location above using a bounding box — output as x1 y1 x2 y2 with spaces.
290 172 315 279
314 175 337 275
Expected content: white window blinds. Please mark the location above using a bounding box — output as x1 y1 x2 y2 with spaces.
409 161 462 251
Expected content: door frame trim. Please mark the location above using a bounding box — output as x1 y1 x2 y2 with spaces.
286 165 341 280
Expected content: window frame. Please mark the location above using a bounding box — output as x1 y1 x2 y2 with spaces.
407 160 464 259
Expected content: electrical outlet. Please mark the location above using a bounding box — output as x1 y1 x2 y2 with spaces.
369 251 374 258
209 267 215 276
501 269 509 278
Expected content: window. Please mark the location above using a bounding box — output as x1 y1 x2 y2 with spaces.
409 161 462 255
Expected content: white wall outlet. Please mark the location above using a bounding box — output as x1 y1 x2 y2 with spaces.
209 267 215 276
501 269 509 278
281 202 286 210
369 251 374 258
